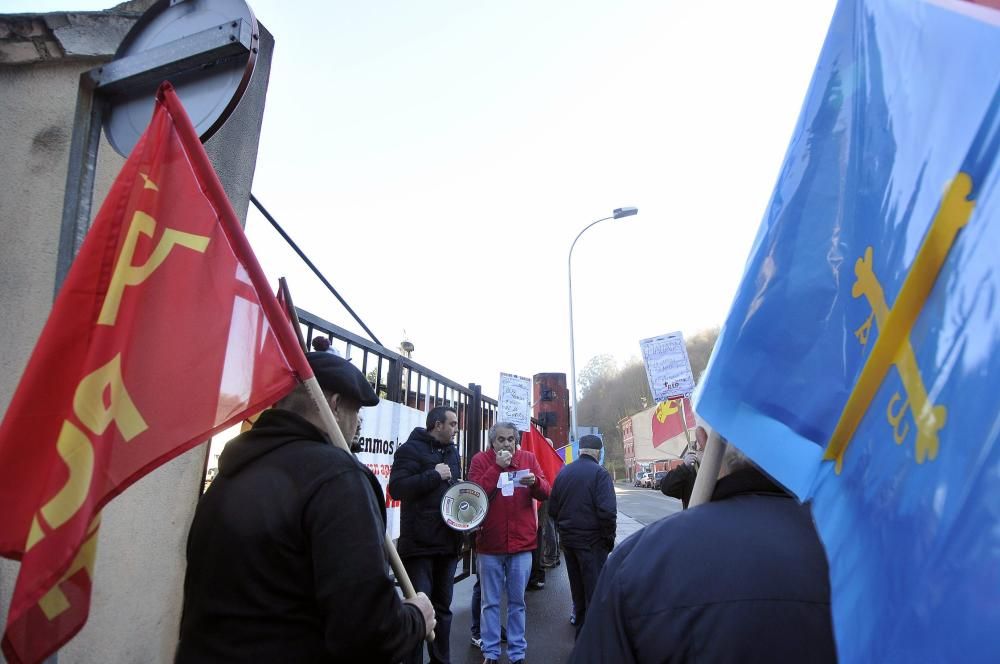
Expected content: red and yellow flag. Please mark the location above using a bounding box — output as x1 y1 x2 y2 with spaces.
650 396 695 449
0 83 311 664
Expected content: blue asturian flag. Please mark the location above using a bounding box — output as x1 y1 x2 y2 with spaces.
695 0 1000 662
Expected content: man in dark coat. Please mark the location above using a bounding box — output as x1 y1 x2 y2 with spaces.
548 434 616 636
571 441 836 664
177 352 434 663
388 406 463 664
660 425 707 509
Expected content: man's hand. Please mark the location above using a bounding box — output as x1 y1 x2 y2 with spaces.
519 472 536 486
404 592 436 638
683 450 699 466
496 450 513 469
435 463 452 481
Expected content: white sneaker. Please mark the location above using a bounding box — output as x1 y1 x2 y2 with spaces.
470 636 483 649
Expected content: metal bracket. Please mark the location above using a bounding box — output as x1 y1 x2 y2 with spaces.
54 17 253 298
92 19 253 94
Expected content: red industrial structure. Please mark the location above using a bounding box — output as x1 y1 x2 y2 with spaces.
532 373 569 448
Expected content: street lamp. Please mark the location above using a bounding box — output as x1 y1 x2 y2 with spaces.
568 207 638 443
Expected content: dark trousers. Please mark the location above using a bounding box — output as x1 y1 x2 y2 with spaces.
563 544 609 636
530 542 545 585
404 554 458 664
471 575 481 637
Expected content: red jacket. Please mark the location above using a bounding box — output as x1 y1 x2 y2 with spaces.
469 448 551 555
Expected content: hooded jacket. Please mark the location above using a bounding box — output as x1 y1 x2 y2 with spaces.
468 448 550 555
388 427 463 558
176 408 425 663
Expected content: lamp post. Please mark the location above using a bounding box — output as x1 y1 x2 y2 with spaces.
568 206 638 443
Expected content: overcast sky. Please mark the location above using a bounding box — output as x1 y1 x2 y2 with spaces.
5 0 837 399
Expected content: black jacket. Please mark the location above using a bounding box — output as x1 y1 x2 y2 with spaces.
661 463 697 508
548 454 617 549
388 427 462 558
571 468 837 664
176 409 425 663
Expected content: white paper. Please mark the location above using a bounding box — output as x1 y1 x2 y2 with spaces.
497 469 532 495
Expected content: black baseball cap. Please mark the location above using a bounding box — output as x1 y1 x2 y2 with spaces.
580 435 603 450
306 351 379 407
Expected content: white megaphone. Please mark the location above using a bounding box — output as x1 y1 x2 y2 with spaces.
440 481 489 531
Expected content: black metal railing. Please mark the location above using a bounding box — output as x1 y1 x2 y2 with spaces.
297 307 498 581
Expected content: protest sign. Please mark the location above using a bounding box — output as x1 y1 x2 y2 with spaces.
498 372 532 432
639 332 694 402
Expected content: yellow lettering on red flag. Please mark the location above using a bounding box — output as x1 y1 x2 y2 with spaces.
27 354 147 551
98 211 210 326
73 353 147 441
37 515 100 620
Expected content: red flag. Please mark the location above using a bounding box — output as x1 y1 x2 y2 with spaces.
0 83 312 664
650 396 695 449
519 426 564 483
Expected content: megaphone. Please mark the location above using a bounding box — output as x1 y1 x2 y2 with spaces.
440 481 489 531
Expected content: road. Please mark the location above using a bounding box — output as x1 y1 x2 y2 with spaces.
615 481 684 526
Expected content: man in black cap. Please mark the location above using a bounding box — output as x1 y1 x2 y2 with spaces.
176 352 435 663
548 434 616 636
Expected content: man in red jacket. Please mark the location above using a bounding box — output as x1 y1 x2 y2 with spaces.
468 422 551 664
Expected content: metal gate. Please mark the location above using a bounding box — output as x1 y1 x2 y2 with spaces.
297 307 499 580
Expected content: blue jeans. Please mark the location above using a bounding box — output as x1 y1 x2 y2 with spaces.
479 552 532 661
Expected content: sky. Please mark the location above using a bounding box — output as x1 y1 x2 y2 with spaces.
4 0 838 399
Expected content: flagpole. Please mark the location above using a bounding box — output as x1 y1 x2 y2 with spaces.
301 377 432 642
678 396 692 448
688 430 726 508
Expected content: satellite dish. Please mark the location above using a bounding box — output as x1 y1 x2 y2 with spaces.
103 0 258 157
440 482 489 531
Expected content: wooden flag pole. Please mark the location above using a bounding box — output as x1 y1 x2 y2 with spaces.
302 377 432 641
688 430 727 508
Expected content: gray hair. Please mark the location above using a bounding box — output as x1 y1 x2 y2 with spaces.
488 422 521 444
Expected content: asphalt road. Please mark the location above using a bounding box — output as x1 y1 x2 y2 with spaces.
614 482 684 526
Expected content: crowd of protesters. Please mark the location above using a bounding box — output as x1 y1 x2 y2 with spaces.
176 351 836 663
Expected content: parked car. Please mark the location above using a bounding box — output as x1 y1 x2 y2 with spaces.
641 472 653 488
634 472 648 487
651 470 669 490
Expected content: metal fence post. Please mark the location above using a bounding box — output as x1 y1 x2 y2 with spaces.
465 383 481 477
386 357 404 403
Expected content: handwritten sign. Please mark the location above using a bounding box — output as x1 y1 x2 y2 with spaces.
498 372 532 432
640 331 695 403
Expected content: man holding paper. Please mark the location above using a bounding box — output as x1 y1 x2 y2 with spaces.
468 422 551 664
